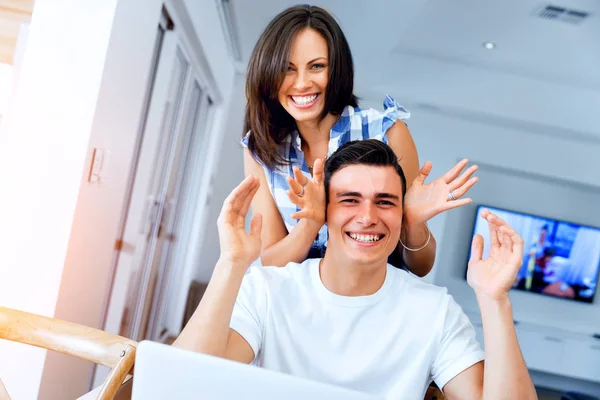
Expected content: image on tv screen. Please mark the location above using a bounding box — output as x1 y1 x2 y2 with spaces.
469 205 600 303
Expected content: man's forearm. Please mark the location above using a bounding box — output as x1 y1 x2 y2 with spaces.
478 295 537 400
173 259 246 357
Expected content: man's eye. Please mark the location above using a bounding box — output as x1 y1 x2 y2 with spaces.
378 201 394 206
341 199 358 203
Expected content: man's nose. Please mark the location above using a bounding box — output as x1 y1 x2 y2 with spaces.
357 202 378 225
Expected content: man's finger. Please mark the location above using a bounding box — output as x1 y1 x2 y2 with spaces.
500 225 524 264
239 179 260 222
485 211 501 250
470 234 484 262
224 176 257 214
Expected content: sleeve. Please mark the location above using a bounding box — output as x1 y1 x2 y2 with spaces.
381 94 411 138
229 266 268 359
240 131 251 148
431 295 485 389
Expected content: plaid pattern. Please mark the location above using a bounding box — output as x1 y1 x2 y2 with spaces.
242 95 410 257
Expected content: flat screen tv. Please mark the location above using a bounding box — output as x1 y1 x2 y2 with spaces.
468 205 600 303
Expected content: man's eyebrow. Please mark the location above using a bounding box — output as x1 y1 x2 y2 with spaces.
336 192 400 201
336 191 362 198
375 193 400 201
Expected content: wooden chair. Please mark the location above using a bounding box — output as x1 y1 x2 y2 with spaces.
425 384 445 400
0 306 137 400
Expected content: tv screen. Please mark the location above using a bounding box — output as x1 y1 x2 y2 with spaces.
468 205 600 303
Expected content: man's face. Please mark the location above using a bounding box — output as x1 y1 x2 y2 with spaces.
326 165 404 266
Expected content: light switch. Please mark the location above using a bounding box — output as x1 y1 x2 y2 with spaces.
89 148 111 183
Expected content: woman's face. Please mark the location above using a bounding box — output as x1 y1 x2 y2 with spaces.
278 28 329 124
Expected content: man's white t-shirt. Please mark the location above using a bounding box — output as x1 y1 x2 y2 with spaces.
230 259 484 400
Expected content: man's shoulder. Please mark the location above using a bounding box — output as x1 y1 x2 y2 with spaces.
390 266 453 306
244 259 315 290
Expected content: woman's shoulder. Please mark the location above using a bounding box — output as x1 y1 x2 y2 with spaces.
332 95 411 144
357 95 411 122
241 130 298 170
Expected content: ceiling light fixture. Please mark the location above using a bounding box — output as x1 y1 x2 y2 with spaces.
483 42 496 50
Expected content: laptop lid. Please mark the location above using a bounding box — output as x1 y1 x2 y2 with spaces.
132 340 382 400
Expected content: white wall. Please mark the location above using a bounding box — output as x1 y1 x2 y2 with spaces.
0 1 120 399
394 106 600 333
183 0 235 99
192 73 246 284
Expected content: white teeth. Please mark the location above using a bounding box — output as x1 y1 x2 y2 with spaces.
349 233 382 243
291 94 318 105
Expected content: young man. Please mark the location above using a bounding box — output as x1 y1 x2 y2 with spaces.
175 140 537 399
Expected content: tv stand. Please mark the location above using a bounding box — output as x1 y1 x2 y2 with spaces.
467 312 600 384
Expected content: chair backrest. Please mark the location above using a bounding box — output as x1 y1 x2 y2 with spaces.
0 378 10 400
424 385 445 400
0 306 137 400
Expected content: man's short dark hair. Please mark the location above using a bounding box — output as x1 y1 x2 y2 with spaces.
324 140 407 204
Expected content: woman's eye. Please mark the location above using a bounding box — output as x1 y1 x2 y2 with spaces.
311 63 325 69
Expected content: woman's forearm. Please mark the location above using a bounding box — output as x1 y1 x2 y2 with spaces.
399 222 436 277
261 219 324 267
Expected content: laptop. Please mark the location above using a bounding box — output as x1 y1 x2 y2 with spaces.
132 340 382 400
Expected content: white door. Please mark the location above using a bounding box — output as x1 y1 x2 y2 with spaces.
115 20 214 342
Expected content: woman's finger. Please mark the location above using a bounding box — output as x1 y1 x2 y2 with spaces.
312 158 325 184
442 159 469 184
293 166 309 186
286 175 302 196
412 162 432 186
286 189 305 207
448 165 478 191
449 177 478 198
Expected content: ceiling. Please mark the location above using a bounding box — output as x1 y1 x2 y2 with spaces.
226 0 600 143
0 0 34 64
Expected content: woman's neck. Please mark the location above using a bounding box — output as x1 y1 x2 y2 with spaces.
296 113 339 151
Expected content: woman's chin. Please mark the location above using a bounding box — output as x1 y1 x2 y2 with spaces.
286 107 323 123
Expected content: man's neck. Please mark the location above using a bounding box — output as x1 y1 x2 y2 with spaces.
319 253 388 297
